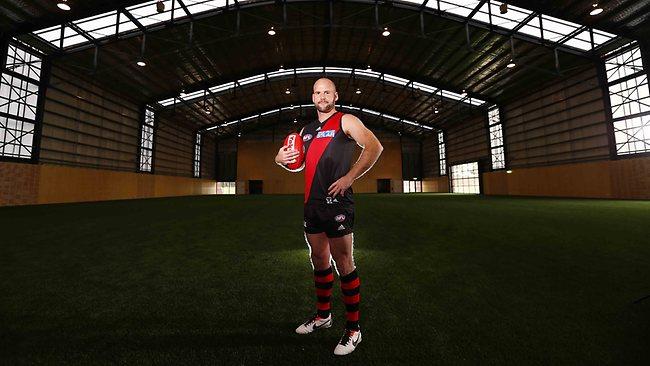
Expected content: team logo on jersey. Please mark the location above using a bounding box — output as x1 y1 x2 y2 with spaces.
335 214 346 222
303 134 312 142
325 197 339 204
316 130 335 139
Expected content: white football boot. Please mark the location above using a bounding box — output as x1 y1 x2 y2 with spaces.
333 329 362 356
295 314 332 334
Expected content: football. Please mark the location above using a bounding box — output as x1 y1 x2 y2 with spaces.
283 132 305 171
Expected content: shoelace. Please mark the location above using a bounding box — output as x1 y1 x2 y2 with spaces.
339 330 357 345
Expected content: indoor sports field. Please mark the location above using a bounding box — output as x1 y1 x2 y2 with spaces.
2 0 650 364
2 194 649 364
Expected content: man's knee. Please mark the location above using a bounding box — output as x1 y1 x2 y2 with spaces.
331 252 353 267
311 253 331 268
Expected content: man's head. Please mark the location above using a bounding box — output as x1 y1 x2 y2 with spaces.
312 78 338 113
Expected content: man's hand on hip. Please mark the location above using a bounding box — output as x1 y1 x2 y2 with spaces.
328 175 354 197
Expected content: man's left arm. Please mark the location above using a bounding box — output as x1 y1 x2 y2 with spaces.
328 114 384 197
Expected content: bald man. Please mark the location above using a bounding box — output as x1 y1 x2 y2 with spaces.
274 78 383 355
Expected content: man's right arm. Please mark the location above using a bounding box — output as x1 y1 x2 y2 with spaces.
274 128 304 171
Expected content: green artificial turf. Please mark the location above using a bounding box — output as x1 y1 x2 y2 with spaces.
1 194 649 365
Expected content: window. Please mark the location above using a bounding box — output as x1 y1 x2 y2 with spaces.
438 131 447 175
193 132 201 178
605 43 650 155
1 41 42 159
217 181 235 195
487 105 506 169
403 180 422 193
451 162 480 194
138 106 155 172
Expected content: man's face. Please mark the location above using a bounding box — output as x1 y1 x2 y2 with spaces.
312 80 338 113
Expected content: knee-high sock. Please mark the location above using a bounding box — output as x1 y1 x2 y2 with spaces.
314 266 334 318
340 269 361 330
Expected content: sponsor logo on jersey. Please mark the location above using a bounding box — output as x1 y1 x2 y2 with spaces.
303 134 313 142
316 130 335 139
335 214 346 222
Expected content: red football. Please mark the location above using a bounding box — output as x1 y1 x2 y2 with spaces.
283 132 305 171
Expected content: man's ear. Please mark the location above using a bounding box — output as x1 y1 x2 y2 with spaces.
334 92 339 102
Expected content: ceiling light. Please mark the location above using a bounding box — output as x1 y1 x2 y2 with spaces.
506 170 513 174
499 2 508 14
461 89 467 97
507 59 516 68
355 88 361 94
366 65 371 70
237 132 242 137
382 27 390 37
285 88 291 94
57 0 71 11
136 60 146 67
156 0 165 13
293 118 297 123
434 108 439 114
279 65 284 71
590 3 603 16
268 26 276 36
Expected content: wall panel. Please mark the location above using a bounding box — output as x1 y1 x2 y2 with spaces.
503 67 610 167
40 65 140 171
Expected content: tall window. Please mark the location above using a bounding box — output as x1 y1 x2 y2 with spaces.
138 106 155 172
451 162 480 194
193 133 201 178
1 41 43 159
438 131 447 175
605 42 650 155
487 105 506 169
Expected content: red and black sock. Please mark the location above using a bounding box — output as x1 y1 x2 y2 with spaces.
314 266 334 318
340 269 361 330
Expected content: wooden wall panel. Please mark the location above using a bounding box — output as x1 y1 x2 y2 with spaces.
483 156 650 199
422 177 449 193
0 162 216 206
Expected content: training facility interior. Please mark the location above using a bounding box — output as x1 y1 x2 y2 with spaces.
1 0 649 364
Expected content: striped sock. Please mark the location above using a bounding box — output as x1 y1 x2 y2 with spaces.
340 269 361 330
314 266 334 318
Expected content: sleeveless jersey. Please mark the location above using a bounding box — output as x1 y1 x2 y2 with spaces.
301 111 356 205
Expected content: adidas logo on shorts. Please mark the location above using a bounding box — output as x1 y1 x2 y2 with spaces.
338 224 345 231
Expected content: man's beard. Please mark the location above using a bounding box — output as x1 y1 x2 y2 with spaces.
316 101 335 113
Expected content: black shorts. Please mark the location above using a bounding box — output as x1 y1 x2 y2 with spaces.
304 203 354 238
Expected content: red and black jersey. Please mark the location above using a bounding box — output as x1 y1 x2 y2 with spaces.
301 111 356 205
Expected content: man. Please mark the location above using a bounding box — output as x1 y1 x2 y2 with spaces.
274 78 383 356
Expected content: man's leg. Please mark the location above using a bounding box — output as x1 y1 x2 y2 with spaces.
329 233 362 355
329 233 360 331
306 233 334 318
296 232 334 334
